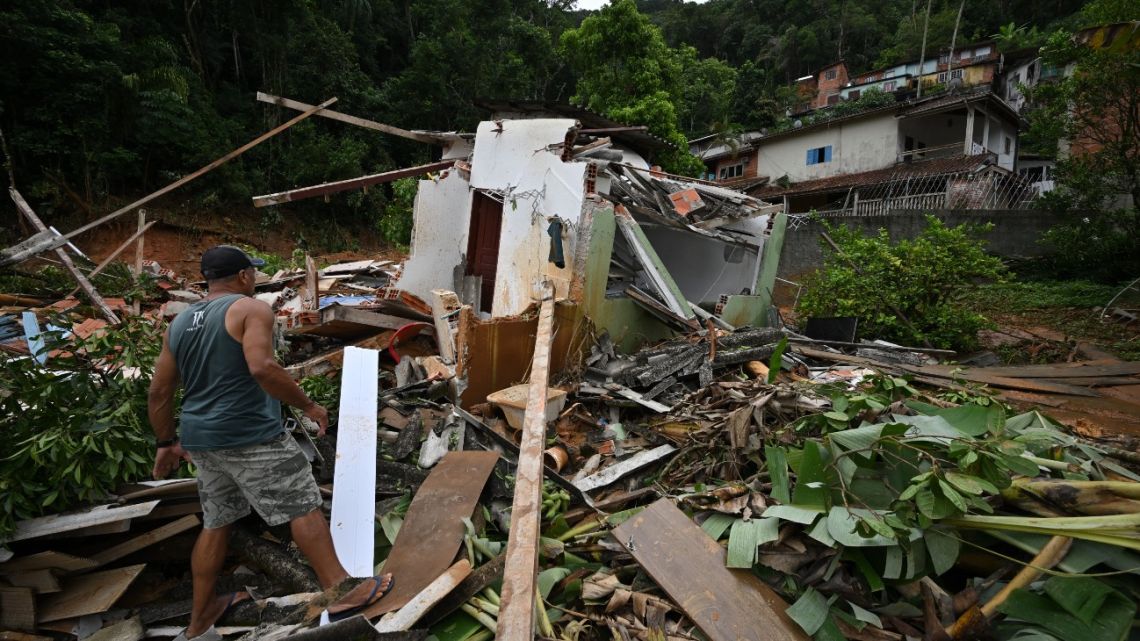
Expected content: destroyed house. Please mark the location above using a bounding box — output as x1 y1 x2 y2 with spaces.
393 114 784 401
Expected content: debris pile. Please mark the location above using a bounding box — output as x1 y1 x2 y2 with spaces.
3 307 1140 641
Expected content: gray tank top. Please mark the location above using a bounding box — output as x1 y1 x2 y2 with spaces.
168 294 282 450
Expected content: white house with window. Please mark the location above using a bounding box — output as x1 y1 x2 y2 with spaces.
715 86 1021 190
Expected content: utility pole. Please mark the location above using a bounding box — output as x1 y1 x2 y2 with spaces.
916 0 933 98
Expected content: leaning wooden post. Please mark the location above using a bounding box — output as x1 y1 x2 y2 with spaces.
132 209 145 316
496 283 556 640
10 188 120 324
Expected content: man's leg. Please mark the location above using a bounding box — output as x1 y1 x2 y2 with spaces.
291 509 393 615
186 525 232 638
290 508 348 588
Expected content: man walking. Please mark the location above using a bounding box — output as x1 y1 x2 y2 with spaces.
149 245 391 641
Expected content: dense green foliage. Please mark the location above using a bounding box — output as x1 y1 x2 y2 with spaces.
0 318 168 536
799 216 1006 350
0 0 1098 241
1023 20 1140 282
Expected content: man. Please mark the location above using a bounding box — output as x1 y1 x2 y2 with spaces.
149 245 391 641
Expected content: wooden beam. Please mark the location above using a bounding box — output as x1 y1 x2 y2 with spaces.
252 160 454 208
37 564 146 623
91 514 201 567
496 285 556 640
373 559 472 632
131 209 145 316
64 220 158 299
10 189 119 324
3 501 159 544
256 92 440 145
0 98 337 267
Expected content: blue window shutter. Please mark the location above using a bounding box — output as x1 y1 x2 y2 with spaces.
806 149 814 165
824 146 832 162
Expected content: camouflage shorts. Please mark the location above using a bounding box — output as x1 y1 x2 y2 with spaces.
190 433 322 529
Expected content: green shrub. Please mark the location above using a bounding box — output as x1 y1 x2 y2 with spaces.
376 177 418 248
799 215 1006 351
0 317 167 536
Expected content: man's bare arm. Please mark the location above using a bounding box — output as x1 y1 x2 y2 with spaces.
236 299 329 433
149 328 189 478
148 329 180 442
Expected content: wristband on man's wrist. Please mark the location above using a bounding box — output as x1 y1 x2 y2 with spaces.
156 437 179 448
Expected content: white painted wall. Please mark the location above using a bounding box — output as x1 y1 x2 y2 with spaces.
468 119 587 316
396 170 474 298
754 115 899 183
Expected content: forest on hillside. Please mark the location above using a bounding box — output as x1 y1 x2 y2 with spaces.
0 0 1131 250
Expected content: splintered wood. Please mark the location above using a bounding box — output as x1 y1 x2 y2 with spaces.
496 287 556 640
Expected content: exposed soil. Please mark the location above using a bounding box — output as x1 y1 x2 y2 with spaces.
68 207 405 278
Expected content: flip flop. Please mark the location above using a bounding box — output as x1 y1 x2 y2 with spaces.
173 625 222 641
172 591 249 641
327 574 395 622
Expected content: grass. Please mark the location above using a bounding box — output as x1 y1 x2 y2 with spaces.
963 280 1140 362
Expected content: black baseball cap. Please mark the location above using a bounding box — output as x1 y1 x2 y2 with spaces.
200 245 266 279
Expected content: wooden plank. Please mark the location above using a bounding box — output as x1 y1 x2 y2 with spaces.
2 501 159 544
374 559 472 632
3 569 60 594
573 445 677 493
0 587 35 630
290 305 431 340
136 500 202 522
252 161 455 207
47 519 131 539
792 347 1105 397
362 451 499 618
330 347 380 578
256 92 440 144
37 564 146 623
0 552 97 574
421 554 506 627
934 361 1140 379
496 289 556 640
285 331 396 379
0 631 52 641
64 220 158 298
10 188 119 324
91 515 201 567
131 210 146 316
612 500 809 641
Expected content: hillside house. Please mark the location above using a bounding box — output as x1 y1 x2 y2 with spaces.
695 85 1024 214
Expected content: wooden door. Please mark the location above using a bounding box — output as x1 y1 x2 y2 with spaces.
466 191 503 314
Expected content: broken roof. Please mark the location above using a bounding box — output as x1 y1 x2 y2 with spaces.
751 154 1001 199
475 99 675 158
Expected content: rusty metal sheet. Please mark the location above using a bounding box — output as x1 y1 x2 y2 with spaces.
364 451 498 617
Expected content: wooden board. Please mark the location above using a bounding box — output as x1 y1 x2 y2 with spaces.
37 564 146 623
374 559 472 632
0 551 97 574
612 499 809 641
3 569 60 594
0 586 35 630
3 501 159 543
497 292 555 640
136 500 202 521
91 515 201 567
330 346 379 578
363 451 499 618
945 360 1140 379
